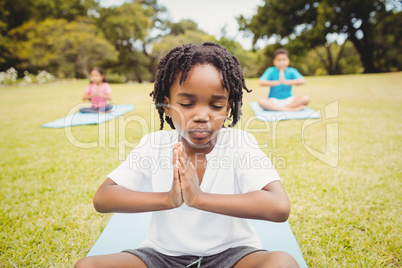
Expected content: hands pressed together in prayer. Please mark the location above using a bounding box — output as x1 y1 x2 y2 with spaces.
169 142 203 208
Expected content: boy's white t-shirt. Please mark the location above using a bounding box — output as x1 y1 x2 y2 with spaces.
108 128 281 256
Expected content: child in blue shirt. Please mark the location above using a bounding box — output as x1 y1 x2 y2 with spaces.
258 49 310 111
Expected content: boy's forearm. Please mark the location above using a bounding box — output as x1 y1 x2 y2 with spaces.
283 77 305 86
94 181 174 213
259 79 281 87
191 188 290 222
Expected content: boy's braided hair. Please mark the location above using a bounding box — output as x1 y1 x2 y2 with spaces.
150 42 251 130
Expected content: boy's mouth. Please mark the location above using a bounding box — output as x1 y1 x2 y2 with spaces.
188 129 212 139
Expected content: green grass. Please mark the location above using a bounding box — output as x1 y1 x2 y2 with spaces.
1 73 401 267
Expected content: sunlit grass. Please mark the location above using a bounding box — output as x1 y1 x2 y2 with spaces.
1 73 401 267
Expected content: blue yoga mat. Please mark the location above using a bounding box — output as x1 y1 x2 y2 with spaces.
41 104 134 128
87 213 308 268
249 102 320 122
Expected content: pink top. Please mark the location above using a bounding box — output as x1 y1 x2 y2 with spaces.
85 82 111 108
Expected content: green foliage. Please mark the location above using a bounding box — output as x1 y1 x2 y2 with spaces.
31 0 99 22
152 22 216 62
98 3 152 45
1 0 99 31
9 19 117 78
373 10 402 72
217 37 259 78
242 0 401 73
96 2 157 82
0 0 101 70
152 19 259 78
0 67 17 85
297 41 362 76
168 19 200 36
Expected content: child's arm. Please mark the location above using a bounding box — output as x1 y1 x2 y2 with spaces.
258 79 282 87
282 77 305 86
96 91 112 100
259 69 305 87
82 85 94 100
82 92 93 100
258 67 281 87
93 84 112 100
176 145 290 222
281 68 305 86
93 178 182 213
93 147 183 213
186 181 290 222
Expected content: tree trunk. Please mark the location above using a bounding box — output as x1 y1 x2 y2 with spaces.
315 47 331 75
334 41 347 74
348 34 378 73
325 43 334 75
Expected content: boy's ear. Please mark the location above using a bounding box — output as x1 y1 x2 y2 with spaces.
163 96 171 116
226 101 232 116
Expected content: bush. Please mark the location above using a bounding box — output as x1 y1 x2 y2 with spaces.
106 73 127 84
0 68 18 85
0 68 55 85
35 70 55 84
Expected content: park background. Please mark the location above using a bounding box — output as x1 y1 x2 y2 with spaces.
1 0 401 267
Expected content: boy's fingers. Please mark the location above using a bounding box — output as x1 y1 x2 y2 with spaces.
174 161 180 181
178 154 190 170
177 161 185 175
178 144 190 165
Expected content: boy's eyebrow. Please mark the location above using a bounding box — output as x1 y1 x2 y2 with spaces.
177 92 228 100
177 92 196 99
210 95 228 100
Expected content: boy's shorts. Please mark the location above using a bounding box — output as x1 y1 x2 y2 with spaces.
123 246 266 268
269 96 295 107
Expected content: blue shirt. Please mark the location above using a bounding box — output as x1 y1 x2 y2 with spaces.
259 67 303 99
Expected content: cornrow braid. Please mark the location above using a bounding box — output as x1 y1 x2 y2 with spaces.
150 42 251 130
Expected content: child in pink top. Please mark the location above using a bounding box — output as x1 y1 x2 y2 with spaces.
80 67 113 113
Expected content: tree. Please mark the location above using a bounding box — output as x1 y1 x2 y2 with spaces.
300 41 362 75
152 20 216 61
10 19 117 77
97 2 156 82
239 0 401 73
372 9 402 72
0 0 100 71
217 36 259 78
168 19 199 36
31 0 99 22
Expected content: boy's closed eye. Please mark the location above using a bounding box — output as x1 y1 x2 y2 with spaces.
178 102 225 109
211 103 225 109
179 102 194 108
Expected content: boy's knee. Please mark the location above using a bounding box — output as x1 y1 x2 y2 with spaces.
302 95 310 104
264 251 299 268
75 257 95 268
258 98 269 106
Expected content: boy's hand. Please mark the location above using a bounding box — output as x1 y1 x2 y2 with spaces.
278 69 286 84
176 143 203 207
169 145 184 208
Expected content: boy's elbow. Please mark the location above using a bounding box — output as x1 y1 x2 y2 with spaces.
93 190 108 213
276 202 291 222
267 200 290 222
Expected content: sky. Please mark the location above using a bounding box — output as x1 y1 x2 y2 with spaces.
100 0 265 50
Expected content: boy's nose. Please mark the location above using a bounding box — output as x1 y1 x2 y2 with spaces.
193 113 209 122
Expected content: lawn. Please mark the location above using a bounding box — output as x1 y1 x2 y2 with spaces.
1 72 401 267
